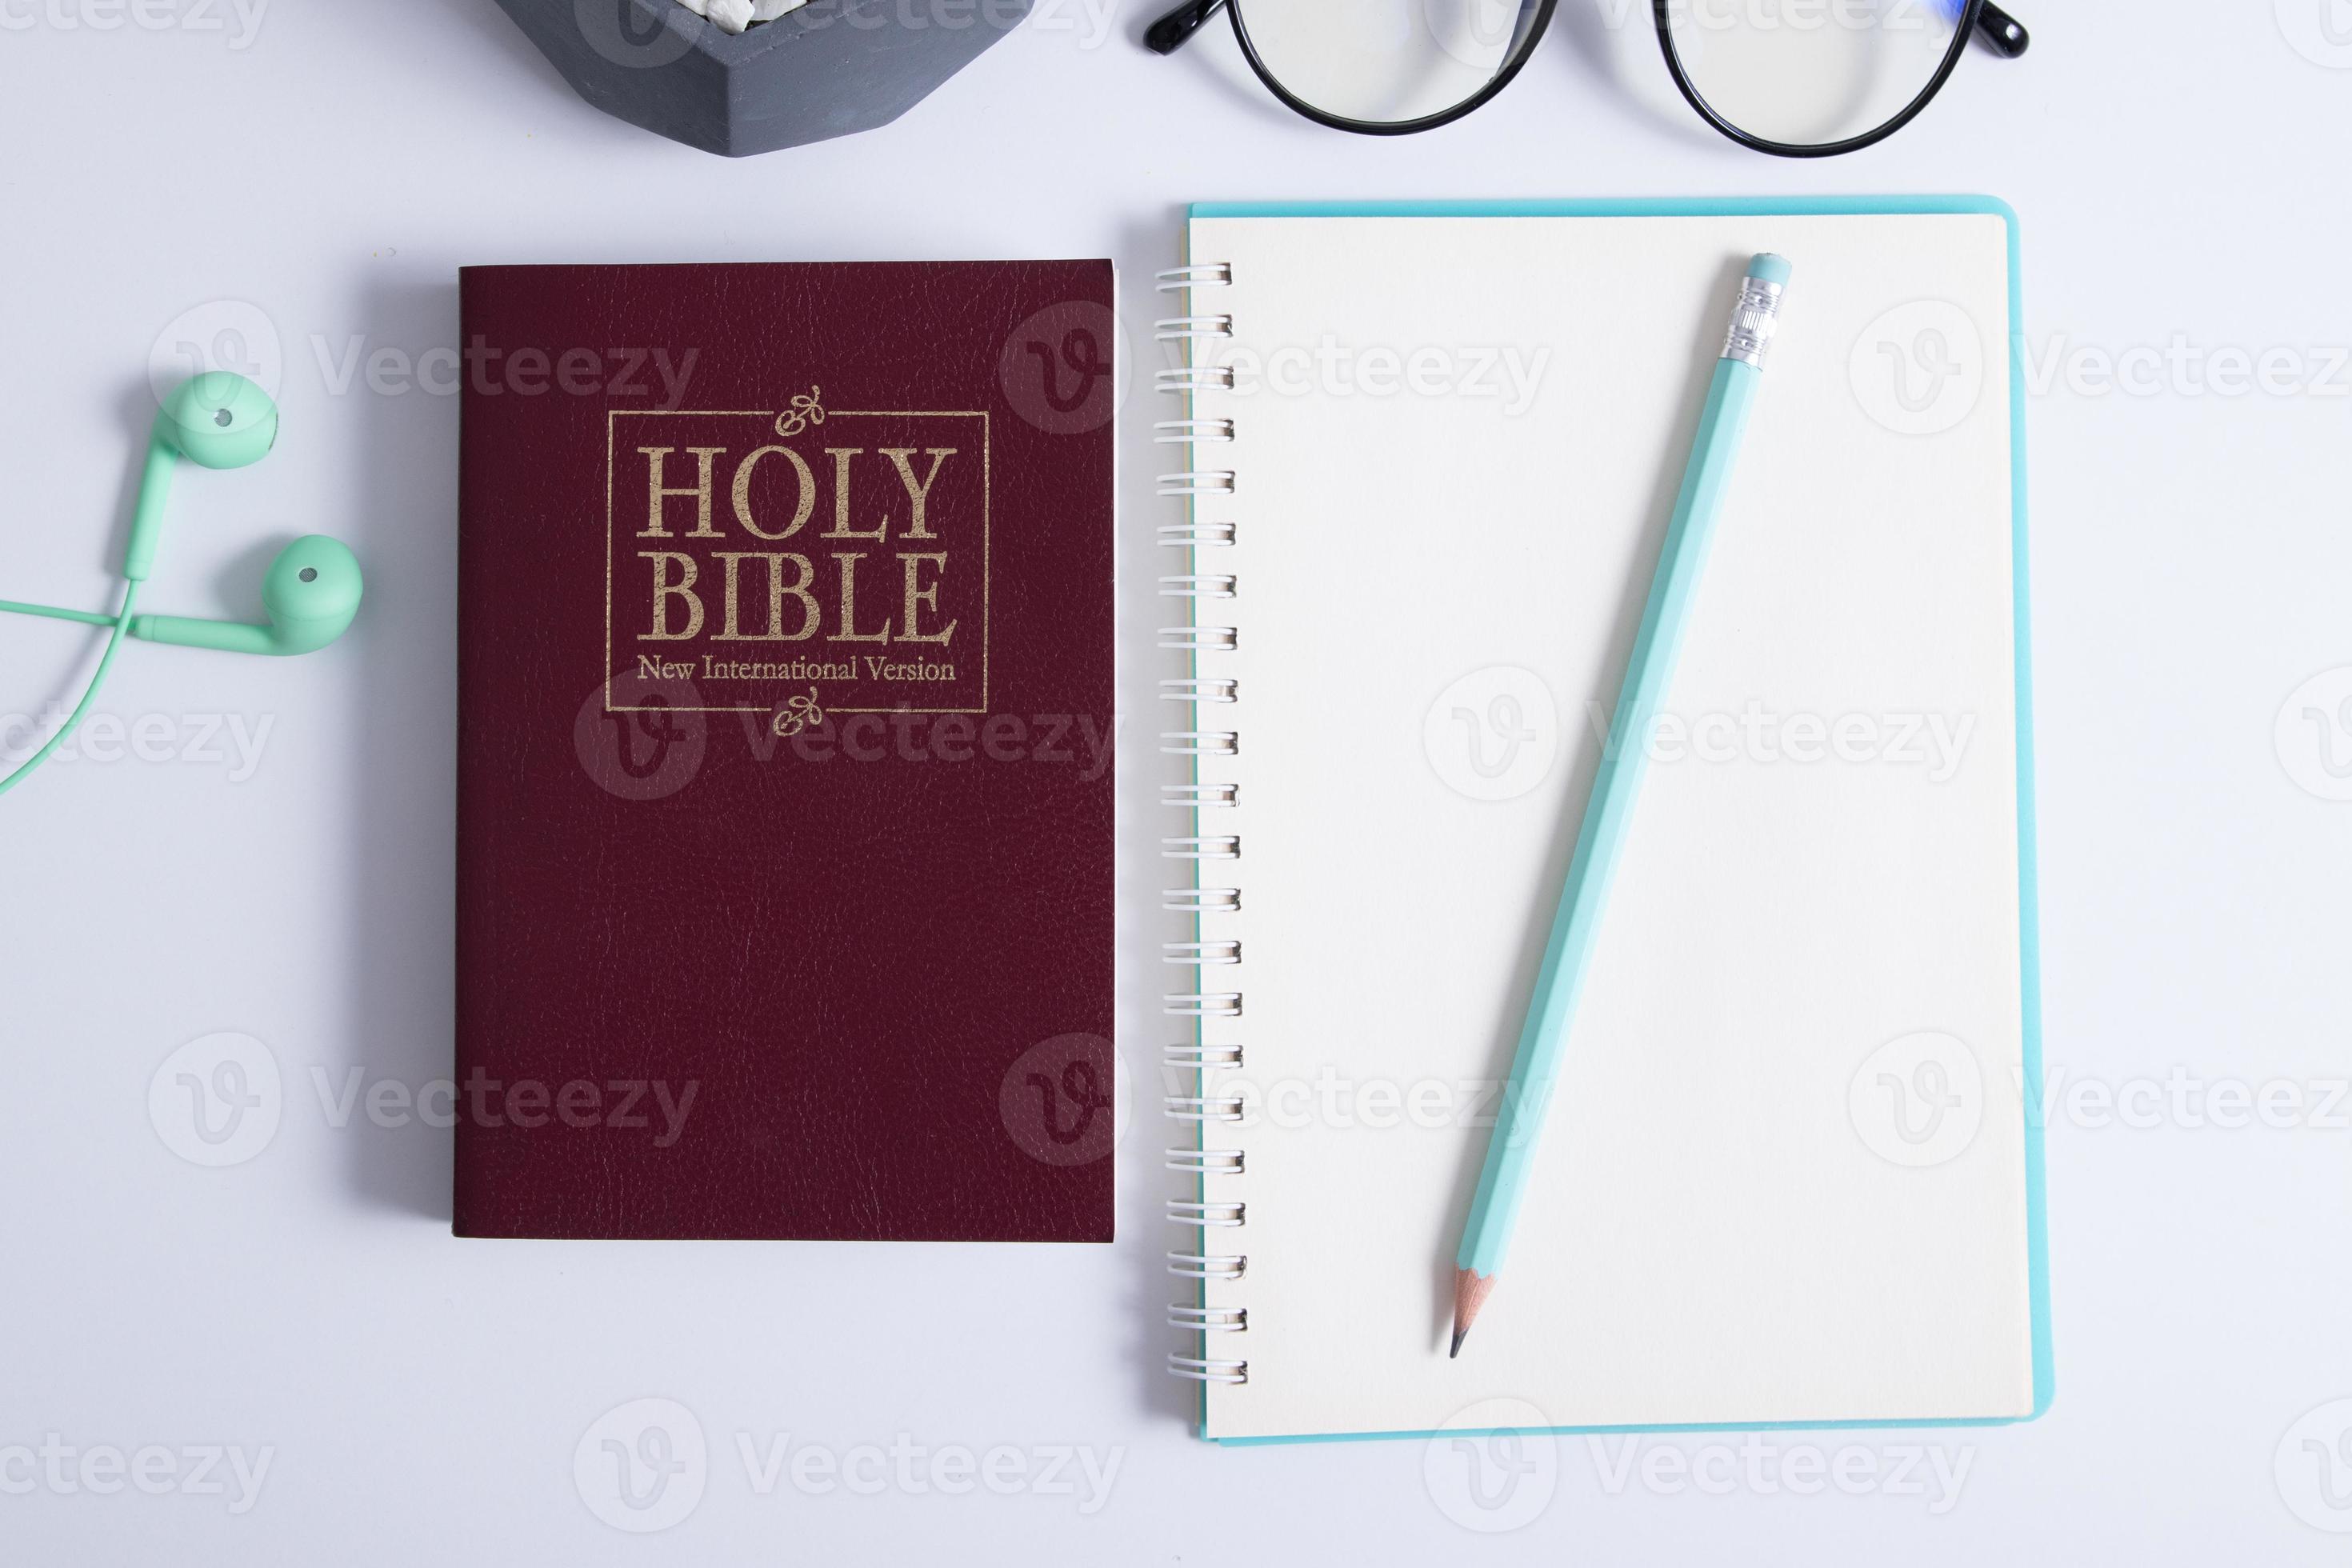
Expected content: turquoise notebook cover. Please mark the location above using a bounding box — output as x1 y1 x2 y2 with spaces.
1179 194 2050 1447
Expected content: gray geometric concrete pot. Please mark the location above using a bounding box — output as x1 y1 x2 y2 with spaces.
494 0 1033 157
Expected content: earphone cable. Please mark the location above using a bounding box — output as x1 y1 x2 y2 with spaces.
0 579 139 798
0 598 120 627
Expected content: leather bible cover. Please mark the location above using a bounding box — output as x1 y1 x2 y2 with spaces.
454 261 1115 1240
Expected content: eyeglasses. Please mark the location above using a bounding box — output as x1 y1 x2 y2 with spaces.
1146 0 2029 157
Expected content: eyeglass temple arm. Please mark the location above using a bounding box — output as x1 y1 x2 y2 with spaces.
1974 1 2028 57
1146 0 1224 54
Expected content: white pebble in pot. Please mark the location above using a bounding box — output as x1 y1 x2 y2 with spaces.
674 0 807 26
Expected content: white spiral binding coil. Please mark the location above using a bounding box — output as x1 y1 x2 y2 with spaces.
1159 522 1236 549
1163 994 1242 1020
1162 678 1238 704
1154 418 1235 443
1158 626 1236 653
1157 470 1235 497
1164 1041 1243 1066
1167 1147 1244 1174
1160 730 1238 757
1163 940 1242 966
1165 1094 1247 1120
1162 886 1239 913
1158 262 1248 1388
1168 1304 1247 1331
1159 574 1237 599
1156 366 1235 394
1153 314 1232 342
1169 1355 1249 1383
1155 264 1233 290
1162 781 1238 809
1162 836 1240 859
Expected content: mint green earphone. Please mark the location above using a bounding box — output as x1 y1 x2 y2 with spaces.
0 371 363 797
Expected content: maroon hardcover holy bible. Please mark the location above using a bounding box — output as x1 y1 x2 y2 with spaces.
454 262 1115 1240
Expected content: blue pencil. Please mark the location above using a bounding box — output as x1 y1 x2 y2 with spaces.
1451 254 1792 1356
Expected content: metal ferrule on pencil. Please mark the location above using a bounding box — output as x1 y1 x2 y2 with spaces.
1721 273 1786 370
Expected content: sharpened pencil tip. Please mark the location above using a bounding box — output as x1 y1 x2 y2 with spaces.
1450 1266 1498 1361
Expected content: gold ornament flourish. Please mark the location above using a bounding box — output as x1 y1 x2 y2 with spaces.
773 387 825 438
770 686 825 738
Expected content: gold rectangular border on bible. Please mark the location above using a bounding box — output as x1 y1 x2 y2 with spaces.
603 406 990 716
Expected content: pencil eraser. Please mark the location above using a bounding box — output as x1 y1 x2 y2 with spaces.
1746 252 1792 286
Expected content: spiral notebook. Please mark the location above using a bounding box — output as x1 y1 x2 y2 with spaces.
1159 199 2050 1444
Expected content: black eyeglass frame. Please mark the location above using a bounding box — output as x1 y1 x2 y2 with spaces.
1145 0 2030 155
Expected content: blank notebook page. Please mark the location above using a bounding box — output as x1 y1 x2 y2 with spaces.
1183 210 2034 1442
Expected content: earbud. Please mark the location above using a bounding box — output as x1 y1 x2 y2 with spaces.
0 370 358 798
129 535 362 656
125 371 281 581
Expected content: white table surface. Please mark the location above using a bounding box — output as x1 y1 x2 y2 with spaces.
4 1 2351 1560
